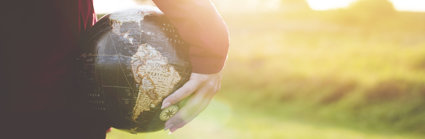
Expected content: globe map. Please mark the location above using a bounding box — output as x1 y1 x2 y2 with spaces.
78 8 191 133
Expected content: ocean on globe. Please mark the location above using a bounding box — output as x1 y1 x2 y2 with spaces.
77 7 191 133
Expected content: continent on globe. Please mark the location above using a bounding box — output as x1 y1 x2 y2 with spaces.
130 43 181 121
78 7 191 133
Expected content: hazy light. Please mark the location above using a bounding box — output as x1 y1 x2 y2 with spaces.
93 0 140 13
389 0 425 12
93 0 425 13
307 0 425 12
306 0 357 10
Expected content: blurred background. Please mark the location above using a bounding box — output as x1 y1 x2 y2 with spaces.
94 0 425 138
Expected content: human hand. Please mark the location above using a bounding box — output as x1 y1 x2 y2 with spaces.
161 72 222 133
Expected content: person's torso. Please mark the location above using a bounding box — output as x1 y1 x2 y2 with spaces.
2 0 95 112
0 1 108 138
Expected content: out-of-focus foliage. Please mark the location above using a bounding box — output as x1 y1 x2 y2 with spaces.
333 0 396 25
216 0 425 136
349 0 395 13
219 5 425 134
280 0 311 12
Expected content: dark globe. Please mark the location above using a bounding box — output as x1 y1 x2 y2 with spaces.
77 7 191 133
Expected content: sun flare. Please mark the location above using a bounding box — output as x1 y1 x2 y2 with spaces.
93 0 425 14
306 0 357 10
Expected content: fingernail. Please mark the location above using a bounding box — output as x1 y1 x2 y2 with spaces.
161 102 170 109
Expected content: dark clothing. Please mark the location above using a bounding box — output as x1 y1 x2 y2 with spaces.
1 0 106 138
1 0 228 138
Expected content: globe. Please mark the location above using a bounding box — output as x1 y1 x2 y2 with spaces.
77 7 191 133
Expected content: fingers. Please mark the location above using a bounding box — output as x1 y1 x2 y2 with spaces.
162 72 222 133
164 85 214 132
161 78 203 109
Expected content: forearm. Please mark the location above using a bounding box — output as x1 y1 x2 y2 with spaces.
152 0 229 74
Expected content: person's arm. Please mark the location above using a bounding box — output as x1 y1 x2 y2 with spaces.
153 0 229 74
152 0 229 133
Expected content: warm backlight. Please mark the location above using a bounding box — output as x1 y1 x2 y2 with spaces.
306 0 357 10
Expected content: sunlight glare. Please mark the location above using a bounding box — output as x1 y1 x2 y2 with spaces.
389 0 425 12
93 0 425 14
306 0 357 10
93 0 141 13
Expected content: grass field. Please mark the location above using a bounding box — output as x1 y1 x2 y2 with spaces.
107 100 425 139
106 7 425 139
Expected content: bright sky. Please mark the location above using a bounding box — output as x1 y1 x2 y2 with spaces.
93 0 141 13
93 0 425 13
307 0 425 12
389 0 425 12
306 0 357 10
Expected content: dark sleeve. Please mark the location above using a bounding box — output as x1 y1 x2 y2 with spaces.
152 0 229 74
